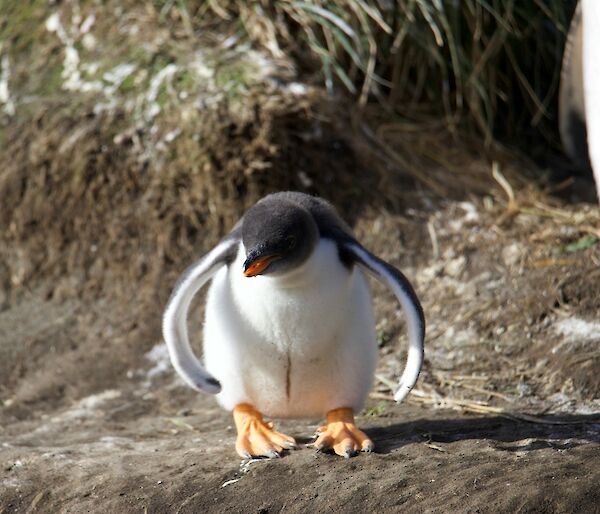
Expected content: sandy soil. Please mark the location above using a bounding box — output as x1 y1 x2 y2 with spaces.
2 390 600 514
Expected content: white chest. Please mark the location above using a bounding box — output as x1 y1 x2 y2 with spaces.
203 238 377 416
229 239 355 354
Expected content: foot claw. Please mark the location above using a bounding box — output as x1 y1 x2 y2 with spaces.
343 446 357 459
314 434 333 451
361 440 374 453
315 425 327 436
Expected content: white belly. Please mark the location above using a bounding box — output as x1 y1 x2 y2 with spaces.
202 239 377 418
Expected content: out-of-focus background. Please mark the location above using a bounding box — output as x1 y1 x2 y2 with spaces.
1 2 599 512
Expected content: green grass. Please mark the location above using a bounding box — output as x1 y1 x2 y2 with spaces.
561 235 599 254
159 0 576 147
118 72 138 94
2 0 576 149
0 0 49 55
363 401 387 417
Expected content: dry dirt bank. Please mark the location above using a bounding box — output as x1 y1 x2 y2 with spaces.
1 1 600 512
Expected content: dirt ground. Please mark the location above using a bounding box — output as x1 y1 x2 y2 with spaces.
2 2 600 512
2 191 600 514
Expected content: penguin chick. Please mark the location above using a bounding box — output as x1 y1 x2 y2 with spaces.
163 192 425 458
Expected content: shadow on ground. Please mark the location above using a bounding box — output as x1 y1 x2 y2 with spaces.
368 414 600 453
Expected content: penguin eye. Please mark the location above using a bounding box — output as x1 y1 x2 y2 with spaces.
287 236 297 249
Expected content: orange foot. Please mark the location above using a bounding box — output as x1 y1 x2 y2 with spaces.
314 407 374 458
233 403 296 459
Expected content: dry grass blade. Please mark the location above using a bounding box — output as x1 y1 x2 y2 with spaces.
426 443 447 452
373 377 599 426
492 162 516 208
456 383 514 403
427 220 439 259
359 122 450 196
351 0 392 34
166 417 196 432
407 390 599 426
375 373 398 392
293 2 357 40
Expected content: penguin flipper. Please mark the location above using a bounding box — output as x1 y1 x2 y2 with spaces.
162 235 240 394
343 242 425 403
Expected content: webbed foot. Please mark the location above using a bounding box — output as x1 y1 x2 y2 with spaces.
314 407 374 458
233 403 296 459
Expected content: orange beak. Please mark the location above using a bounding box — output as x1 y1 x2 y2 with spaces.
243 255 280 277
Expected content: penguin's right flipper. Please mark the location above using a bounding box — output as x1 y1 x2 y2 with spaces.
162 234 240 394
343 242 425 403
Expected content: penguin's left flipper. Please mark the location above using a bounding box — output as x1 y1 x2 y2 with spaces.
342 241 425 403
313 408 374 458
233 404 297 459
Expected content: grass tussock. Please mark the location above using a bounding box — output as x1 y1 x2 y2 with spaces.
162 0 574 146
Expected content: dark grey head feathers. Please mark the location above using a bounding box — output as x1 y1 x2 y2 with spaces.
241 195 320 276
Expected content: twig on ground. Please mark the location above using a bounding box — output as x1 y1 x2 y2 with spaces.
427 220 439 259
375 373 398 392
221 478 241 488
165 418 196 432
372 378 600 426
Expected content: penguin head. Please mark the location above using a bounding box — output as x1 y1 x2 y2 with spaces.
241 199 319 277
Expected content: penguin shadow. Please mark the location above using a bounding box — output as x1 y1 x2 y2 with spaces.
365 414 600 454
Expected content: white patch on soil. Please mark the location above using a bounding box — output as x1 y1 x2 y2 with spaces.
1 477 24 488
80 14 96 34
103 63 137 95
554 318 600 341
458 202 480 222
45 13 67 39
138 342 188 390
146 63 178 119
190 51 215 79
144 343 171 380
46 12 103 93
502 242 524 267
98 436 133 447
574 400 600 415
427 327 480 369
287 82 308 96
54 390 122 421
0 52 15 115
449 202 479 231
551 318 600 355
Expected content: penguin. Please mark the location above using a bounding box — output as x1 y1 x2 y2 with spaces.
559 0 600 201
559 1 589 172
162 192 425 458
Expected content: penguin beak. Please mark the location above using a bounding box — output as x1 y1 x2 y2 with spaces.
243 254 280 277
